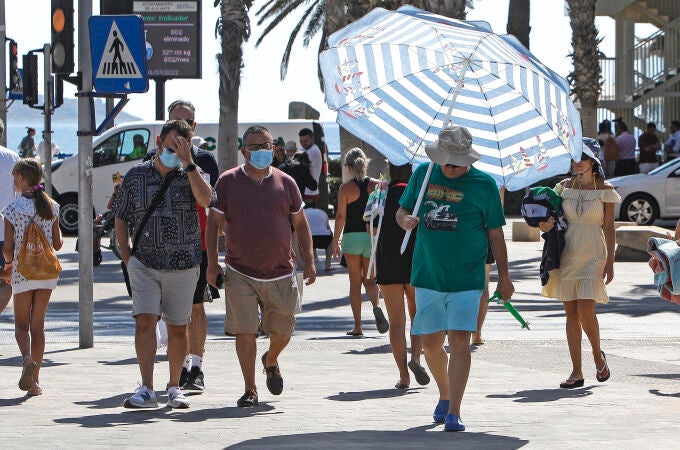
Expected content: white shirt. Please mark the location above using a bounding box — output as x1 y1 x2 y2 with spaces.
304 208 331 236
0 146 20 237
303 144 322 197
37 140 60 162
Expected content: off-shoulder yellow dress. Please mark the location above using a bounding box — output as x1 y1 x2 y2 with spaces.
541 182 621 303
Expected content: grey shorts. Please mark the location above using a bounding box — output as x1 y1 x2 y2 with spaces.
127 256 200 326
224 265 298 337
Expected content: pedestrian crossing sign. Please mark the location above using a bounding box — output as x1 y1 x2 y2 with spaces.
89 15 148 94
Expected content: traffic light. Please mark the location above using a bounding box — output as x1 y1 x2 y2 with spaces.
22 54 38 106
51 0 74 74
8 39 18 91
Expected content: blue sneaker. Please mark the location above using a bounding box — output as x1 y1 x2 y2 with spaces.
433 399 450 423
444 413 465 432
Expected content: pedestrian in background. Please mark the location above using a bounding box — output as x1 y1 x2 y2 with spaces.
332 148 389 336
298 128 323 207
19 127 36 159
539 139 619 389
0 119 20 314
597 119 618 178
637 122 661 174
613 118 637 176
396 126 513 432
143 100 220 394
374 162 429 389
2 158 63 397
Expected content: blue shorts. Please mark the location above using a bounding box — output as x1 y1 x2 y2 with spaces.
412 288 483 334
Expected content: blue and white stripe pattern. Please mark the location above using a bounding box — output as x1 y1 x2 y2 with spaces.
320 6 582 191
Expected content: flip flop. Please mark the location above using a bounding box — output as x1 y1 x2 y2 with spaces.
373 307 390 334
596 351 610 382
408 360 431 386
559 377 584 389
471 340 485 346
346 330 363 336
394 382 409 390
19 360 37 391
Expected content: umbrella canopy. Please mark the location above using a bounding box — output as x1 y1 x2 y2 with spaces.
320 5 582 191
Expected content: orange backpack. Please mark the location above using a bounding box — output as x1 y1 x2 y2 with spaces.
17 215 62 280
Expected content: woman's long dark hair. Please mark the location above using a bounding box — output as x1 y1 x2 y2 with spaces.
12 158 55 220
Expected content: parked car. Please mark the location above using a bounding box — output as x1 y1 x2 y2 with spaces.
609 157 680 225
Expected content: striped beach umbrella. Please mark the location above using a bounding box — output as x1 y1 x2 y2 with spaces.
320 5 582 192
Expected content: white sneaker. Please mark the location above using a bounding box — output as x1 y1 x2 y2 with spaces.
124 385 158 408
167 386 190 409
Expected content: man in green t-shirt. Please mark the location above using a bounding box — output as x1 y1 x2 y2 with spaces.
397 125 514 432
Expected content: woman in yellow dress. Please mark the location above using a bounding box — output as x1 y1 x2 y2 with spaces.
539 138 620 389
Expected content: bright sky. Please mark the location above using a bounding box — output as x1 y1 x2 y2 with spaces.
4 0 655 123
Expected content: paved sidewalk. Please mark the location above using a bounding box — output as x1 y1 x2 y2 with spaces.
0 218 678 448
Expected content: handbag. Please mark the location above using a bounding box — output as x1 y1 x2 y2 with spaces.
121 171 176 297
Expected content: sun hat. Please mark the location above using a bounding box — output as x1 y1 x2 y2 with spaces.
191 136 207 148
580 137 605 178
273 137 285 146
284 140 298 151
424 125 481 166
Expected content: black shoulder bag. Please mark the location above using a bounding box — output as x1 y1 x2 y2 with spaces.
121 171 176 297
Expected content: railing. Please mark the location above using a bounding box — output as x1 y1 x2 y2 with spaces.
599 16 680 101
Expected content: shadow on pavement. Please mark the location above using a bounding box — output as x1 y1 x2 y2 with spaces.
54 404 276 428
0 356 67 369
634 372 680 380
326 387 424 402
649 388 680 398
0 396 30 406
487 386 596 402
98 354 167 366
343 344 391 355
75 393 130 409
226 426 529 449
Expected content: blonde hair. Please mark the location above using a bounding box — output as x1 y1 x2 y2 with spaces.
344 147 369 180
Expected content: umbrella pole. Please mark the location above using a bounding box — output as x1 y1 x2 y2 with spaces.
400 60 470 255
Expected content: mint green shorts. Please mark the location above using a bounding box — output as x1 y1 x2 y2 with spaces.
341 232 372 258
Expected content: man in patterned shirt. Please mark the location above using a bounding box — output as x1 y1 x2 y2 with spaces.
113 120 215 409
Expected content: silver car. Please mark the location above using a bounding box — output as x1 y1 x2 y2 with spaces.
609 158 680 225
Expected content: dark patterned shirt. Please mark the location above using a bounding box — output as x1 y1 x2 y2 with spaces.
113 160 215 270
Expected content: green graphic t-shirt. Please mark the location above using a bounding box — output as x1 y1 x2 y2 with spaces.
399 163 505 292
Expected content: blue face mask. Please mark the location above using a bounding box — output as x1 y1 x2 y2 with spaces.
248 149 273 169
159 148 180 168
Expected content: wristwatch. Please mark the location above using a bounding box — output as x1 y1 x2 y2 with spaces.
184 163 197 173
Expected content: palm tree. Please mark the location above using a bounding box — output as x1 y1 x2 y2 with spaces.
506 0 530 49
214 0 254 171
566 0 602 138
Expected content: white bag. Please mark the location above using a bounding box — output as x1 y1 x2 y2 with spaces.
156 319 168 350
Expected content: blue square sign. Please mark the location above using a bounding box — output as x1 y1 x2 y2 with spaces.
89 15 149 94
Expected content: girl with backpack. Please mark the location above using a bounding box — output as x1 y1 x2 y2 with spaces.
2 158 62 396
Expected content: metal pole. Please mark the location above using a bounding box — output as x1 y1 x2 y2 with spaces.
0 0 7 147
78 0 93 348
155 78 165 120
43 43 52 195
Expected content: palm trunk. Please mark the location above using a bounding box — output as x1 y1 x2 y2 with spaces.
507 0 531 49
216 0 252 171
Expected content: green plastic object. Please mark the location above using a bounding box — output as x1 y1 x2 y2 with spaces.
487 292 531 330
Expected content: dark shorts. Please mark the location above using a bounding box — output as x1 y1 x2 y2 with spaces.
486 242 495 265
193 251 219 304
312 235 332 249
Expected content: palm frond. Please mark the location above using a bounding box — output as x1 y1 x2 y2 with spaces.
279 13 309 80
303 1 325 47
255 1 313 47
256 0 307 25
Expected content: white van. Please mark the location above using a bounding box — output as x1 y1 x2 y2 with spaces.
50 119 327 234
